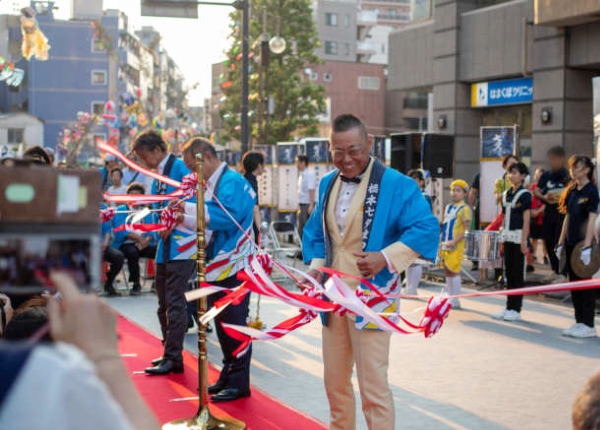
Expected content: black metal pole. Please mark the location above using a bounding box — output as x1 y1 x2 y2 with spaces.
241 0 250 152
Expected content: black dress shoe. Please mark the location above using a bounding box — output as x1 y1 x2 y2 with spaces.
208 382 226 395
145 359 184 375
211 388 251 402
151 357 164 366
130 285 142 296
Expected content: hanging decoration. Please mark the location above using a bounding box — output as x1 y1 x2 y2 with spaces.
0 57 25 87
20 7 51 61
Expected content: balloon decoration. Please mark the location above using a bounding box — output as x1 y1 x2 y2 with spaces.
0 57 25 87
20 7 51 61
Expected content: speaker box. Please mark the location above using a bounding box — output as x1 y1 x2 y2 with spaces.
422 133 454 178
390 133 421 174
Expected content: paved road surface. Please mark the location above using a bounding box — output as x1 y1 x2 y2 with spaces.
109 278 599 430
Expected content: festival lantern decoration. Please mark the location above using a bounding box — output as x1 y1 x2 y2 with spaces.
20 7 51 61
0 57 25 87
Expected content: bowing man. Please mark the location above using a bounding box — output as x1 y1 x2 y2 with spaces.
302 114 440 430
133 130 196 376
178 138 257 403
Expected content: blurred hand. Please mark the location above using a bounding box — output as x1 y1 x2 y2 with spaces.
47 272 119 363
555 244 563 259
354 252 387 279
581 247 591 266
520 242 528 256
0 293 14 332
298 268 323 290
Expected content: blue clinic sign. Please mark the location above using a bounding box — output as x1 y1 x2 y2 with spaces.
471 77 533 108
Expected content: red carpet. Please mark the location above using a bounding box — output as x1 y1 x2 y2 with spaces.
117 316 326 429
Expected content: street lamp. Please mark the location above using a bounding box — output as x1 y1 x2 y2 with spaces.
269 35 286 54
258 10 286 147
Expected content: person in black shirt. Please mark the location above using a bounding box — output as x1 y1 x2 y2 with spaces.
557 155 599 339
534 146 570 282
241 150 265 244
468 173 480 271
493 163 531 322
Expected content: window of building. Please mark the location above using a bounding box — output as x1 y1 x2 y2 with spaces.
310 71 319 81
324 41 338 55
92 38 106 52
325 13 338 26
91 70 107 85
7 128 24 144
358 76 380 90
344 43 350 56
91 102 105 115
344 14 350 27
403 92 428 109
323 73 333 82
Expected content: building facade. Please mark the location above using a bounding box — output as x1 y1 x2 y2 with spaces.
310 61 386 135
0 1 187 154
388 0 600 181
314 0 410 64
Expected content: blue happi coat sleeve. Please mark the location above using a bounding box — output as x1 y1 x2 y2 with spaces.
206 171 255 232
382 171 439 260
302 173 334 264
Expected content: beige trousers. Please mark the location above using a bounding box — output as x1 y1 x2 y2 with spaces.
322 314 394 430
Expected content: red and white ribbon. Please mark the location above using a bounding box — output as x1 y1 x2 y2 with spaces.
98 142 181 188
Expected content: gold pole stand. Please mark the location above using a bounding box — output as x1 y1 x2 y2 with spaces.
162 154 246 430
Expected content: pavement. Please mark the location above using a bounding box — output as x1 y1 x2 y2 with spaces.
108 259 600 430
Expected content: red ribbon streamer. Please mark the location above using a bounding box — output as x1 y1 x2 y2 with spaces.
98 142 181 188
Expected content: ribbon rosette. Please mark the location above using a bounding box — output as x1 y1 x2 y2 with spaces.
160 205 180 230
419 296 451 338
253 252 274 276
100 207 115 223
180 173 198 197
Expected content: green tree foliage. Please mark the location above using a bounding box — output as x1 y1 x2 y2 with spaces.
219 0 326 145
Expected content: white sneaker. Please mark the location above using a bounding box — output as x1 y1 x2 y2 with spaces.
493 309 507 320
551 275 568 284
503 310 522 322
449 298 461 309
562 323 582 336
542 273 558 283
569 324 597 339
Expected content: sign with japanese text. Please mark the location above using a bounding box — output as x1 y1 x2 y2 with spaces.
277 165 299 211
471 77 533 108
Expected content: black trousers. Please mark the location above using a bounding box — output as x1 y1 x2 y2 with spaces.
503 242 525 312
208 275 251 391
542 212 564 274
103 246 124 286
119 243 157 286
155 260 196 362
565 245 597 327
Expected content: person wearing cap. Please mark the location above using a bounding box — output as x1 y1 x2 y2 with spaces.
302 114 439 430
556 155 599 339
440 179 472 309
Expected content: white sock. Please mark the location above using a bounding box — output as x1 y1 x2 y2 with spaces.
406 265 422 294
448 275 461 297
